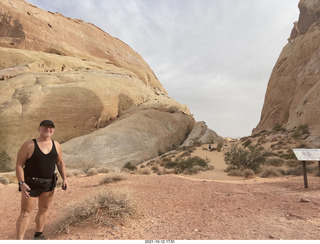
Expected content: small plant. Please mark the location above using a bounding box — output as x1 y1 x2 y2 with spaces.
216 142 224 152
242 139 252 148
97 167 110 174
86 168 98 176
54 189 139 233
292 124 310 139
192 140 202 147
227 169 243 177
266 158 285 167
100 173 126 184
261 168 282 178
243 169 255 179
273 124 285 132
138 168 151 175
122 162 137 171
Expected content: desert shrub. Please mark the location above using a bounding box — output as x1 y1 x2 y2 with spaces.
286 159 300 168
261 168 282 178
151 165 160 173
54 189 139 233
163 158 177 169
163 156 212 174
216 142 224 152
224 144 266 173
242 139 252 148
292 125 310 139
97 167 110 174
243 169 255 179
86 168 98 176
279 150 296 160
284 167 303 176
122 162 137 171
0 175 9 185
273 124 285 132
192 140 202 147
183 165 206 175
138 168 151 175
227 169 243 177
263 151 278 157
180 151 192 158
100 173 126 185
175 156 211 174
266 158 285 167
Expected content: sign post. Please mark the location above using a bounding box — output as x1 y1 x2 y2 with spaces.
292 149 320 189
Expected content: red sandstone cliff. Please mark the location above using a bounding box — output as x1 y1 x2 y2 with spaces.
253 0 320 143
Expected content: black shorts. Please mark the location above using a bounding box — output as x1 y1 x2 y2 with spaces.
19 174 58 197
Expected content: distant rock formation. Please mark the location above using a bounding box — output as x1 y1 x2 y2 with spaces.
253 0 320 143
0 0 209 170
180 121 224 147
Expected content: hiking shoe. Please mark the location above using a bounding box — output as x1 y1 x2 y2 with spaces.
33 233 47 240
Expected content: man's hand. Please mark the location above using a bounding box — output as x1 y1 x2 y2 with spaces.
61 179 68 191
20 183 31 198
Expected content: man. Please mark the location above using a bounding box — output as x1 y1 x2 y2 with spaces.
15 120 68 240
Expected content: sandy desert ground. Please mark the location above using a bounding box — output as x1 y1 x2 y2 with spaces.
0 145 320 240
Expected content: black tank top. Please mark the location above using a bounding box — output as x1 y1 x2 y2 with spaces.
24 139 58 179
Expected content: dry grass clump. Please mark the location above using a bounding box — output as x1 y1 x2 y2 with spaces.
97 167 110 174
138 168 151 175
261 168 282 178
227 169 243 177
53 188 139 233
243 169 255 179
100 173 127 184
86 168 98 176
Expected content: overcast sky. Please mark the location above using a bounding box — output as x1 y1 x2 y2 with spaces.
28 0 300 138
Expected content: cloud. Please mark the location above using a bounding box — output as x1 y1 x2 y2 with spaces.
28 0 300 137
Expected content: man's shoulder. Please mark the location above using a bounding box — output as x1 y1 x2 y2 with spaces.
23 139 34 147
21 139 35 150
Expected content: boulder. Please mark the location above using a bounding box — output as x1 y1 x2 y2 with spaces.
0 0 196 170
180 121 223 147
62 109 194 169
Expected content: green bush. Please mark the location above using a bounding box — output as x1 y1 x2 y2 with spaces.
266 158 285 167
122 162 137 171
224 144 266 173
164 156 212 174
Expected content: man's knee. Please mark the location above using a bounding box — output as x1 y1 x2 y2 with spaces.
19 209 32 220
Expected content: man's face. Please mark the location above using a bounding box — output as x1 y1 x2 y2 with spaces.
38 125 55 138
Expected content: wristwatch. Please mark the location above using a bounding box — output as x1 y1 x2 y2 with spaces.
18 181 25 186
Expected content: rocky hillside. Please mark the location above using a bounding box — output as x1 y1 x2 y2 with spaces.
253 0 320 144
0 0 221 171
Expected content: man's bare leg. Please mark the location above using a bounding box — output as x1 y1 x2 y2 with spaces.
35 190 54 234
16 196 37 240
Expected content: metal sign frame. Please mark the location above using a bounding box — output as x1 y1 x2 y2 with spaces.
292 149 320 188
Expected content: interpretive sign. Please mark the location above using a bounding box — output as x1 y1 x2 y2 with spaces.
292 149 320 188
292 149 320 161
